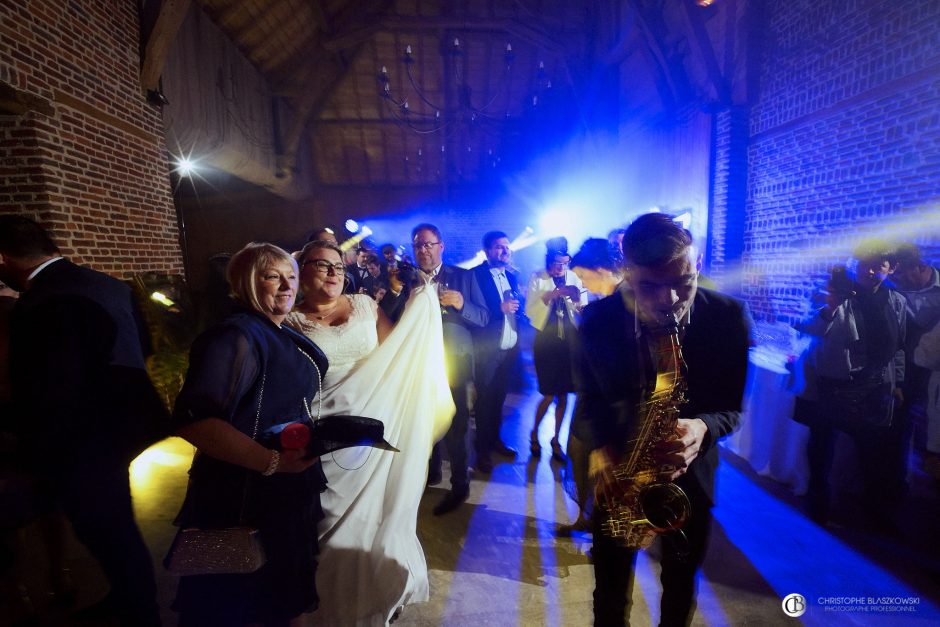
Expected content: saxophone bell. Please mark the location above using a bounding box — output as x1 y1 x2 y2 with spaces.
638 482 691 531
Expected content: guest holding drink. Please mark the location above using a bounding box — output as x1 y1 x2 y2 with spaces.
525 238 587 461
170 242 328 627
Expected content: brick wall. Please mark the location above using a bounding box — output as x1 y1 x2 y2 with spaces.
707 106 749 294
738 0 940 325
0 0 183 277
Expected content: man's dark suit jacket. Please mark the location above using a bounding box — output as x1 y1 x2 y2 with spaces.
386 264 488 367
574 286 751 504
345 263 369 294
9 259 169 468
431 264 489 361
471 262 523 383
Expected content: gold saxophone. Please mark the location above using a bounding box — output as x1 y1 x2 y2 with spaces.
601 312 692 549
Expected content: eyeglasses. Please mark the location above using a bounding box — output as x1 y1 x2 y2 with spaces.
549 262 569 269
303 260 346 275
413 240 441 251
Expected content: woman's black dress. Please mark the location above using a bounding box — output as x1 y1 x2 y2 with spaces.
533 298 578 395
170 310 329 626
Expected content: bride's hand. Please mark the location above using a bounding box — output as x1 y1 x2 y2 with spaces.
277 448 320 473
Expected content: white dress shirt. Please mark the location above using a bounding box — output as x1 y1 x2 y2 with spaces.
489 266 518 350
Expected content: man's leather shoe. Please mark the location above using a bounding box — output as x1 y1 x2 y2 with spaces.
493 441 517 458
433 487 469 515
475 454 493 473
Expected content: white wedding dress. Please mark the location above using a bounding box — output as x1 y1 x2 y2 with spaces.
285 285 454 626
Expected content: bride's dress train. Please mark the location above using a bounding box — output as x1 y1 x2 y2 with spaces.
286 283 454 626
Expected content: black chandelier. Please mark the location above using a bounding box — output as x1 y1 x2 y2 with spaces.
377 36 553 138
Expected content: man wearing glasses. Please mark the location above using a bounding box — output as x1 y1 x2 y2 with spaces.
405 223 489 515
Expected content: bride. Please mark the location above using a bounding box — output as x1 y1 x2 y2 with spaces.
286 239 454 626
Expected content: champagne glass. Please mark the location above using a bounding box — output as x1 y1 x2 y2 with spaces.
436 276 450 314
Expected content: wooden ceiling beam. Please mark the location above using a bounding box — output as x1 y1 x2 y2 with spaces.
277 0 396 177
680 0 730 103
140 0 192 93
629 1 685 111
322 17 562 54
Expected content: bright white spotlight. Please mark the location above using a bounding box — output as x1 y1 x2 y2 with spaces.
176 157 195 177
345 219 360 233
538 206 580 237
361 225 373 236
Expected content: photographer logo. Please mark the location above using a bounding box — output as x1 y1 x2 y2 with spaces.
783 593 807 617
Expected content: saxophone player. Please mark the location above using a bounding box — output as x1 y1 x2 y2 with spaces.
574 213 751 627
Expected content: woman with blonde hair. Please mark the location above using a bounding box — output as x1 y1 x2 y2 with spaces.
170 242 329 627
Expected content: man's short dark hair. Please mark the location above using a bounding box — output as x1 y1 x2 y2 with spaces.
411 223 442 242
482 231 509 249
623 213 693 267
380 243 396 255
364 253 380 266
894 242 925 268
0 215 60 258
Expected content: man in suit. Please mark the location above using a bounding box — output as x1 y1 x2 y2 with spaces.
345 246 373 293
575 213 750 627
405 223 489 515
472 231 524 472
0 215 168 627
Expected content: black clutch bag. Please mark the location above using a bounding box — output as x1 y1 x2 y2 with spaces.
261 416 399 458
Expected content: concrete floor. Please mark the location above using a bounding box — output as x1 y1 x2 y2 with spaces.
6 362 940 626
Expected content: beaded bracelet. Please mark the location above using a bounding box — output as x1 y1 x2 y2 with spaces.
261 449 280 476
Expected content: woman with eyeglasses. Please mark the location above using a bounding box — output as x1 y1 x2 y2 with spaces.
285 239 453 625
525 240 587 463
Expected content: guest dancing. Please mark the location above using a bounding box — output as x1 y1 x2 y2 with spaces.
525 238 587 462
286 239 454 626
170 242 328 627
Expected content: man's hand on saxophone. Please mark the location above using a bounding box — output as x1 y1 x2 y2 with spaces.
588 447 621 506
655 418 708 481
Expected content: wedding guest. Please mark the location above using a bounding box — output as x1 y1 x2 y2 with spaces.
170 242 328 627
893 242 940 481
472 231 524 472
801 240 906 527
571 238 625 297
557 238 625 535
0 215 168 626
915 319 940 484
525 239 587 462
408 224 489 514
